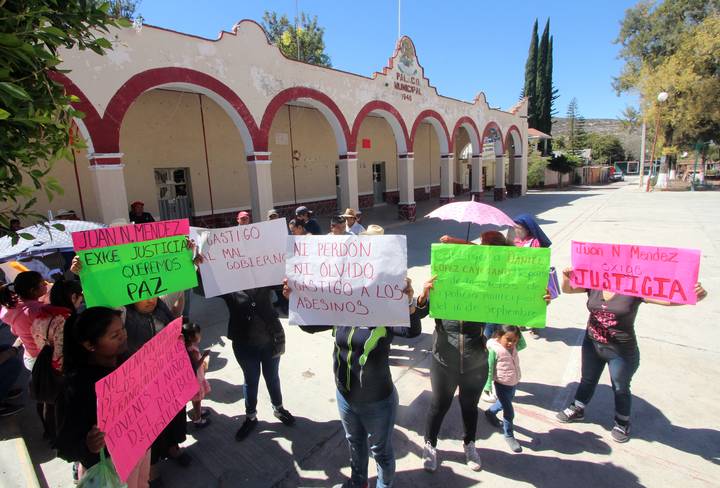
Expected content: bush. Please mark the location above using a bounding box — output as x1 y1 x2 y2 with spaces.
527 152 548 187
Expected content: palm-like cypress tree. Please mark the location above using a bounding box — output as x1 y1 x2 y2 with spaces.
522 19 539 128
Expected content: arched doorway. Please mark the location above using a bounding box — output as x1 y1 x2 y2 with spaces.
410 111 451 203
452 118 482 199
481 122 506 201
504 126 524 197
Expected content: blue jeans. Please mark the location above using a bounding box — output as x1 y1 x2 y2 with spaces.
232 342 283 415
336 388 398 488
575 335 640 421
489 382 516 437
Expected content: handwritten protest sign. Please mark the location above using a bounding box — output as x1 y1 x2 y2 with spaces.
96 318 198 482
197 219 287 297
286 235 409 326
72 220 197 307
571 241 701 304
430 244 550 328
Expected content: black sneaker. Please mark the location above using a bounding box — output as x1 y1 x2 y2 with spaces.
235 417 258 441
0 402 24 417
484 409 502 428
273 407 295 426
611 422 630 443
556 404 585 423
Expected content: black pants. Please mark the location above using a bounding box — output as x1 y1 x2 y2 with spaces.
151 408 187 464
424 358 488 446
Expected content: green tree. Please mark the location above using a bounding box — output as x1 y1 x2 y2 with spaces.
261 11 331 67
535 20 550 136
527 148 549 187
585 133 626 165
547 153 580 187
522 19 539 128
105 0 140 19
0 0 129 233
545 35 555 153
565 98 587 156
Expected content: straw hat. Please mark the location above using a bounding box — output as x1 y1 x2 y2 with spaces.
340 208 359 219
359 224 384 236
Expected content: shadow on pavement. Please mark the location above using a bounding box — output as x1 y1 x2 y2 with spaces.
517 381 720 463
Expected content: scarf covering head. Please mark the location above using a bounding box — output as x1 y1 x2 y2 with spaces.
513 213 552 248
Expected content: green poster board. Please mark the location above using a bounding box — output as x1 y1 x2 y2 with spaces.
78 235 198 308
430 244 550 328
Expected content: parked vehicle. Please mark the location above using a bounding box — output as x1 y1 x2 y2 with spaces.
610 170 625 182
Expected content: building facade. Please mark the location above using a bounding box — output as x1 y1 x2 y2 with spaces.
41 20 528 226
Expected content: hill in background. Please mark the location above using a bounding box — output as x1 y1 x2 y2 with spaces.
552 117 641 160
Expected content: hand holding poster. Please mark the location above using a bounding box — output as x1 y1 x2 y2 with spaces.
286 235 409 326
96 318 198 482
570 241 701 304
197 219 288 297
430 244 550 328
72 219 197 307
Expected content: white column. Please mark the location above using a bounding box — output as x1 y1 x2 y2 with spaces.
440 154 455 203
519 153 528 195
338 153 359 211
247 152 274 222
87 153 129 224
470 154 483 197
398 153 416 220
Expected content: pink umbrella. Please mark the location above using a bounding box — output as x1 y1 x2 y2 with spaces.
425 198 515 241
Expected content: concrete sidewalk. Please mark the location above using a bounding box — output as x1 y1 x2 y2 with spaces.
5 179 719 487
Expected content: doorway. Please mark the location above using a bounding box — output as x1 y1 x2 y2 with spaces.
155 167 193 220
372 162 386 205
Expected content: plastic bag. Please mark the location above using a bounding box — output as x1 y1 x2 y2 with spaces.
77 450 127 488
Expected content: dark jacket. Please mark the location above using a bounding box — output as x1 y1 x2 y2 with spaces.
129 212 155 224
55 364 115 469
124 299 175 354
424 299 487 374
301 305 423 403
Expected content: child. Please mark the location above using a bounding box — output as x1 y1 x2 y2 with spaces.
483 325 527 453
182 323 211 428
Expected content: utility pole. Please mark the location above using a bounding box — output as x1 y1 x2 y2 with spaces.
638 120 646 188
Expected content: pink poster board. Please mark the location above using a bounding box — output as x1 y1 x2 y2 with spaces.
96 318 198 481
571 241 701 304
72 219 189 251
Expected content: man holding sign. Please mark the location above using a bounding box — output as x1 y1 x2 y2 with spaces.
557 242 707 443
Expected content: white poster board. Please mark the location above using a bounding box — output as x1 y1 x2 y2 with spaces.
197 219 288 297
286 235 409 327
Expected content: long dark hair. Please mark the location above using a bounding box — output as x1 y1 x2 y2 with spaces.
0 271 44 308
181 322 201 347
49 278 83 311
63 307 122 375
492 325 522 339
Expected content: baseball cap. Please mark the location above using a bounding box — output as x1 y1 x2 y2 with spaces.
295 206 312 215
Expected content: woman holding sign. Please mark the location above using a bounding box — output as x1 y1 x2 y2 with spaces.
56 306 151 487
285 258 421 488
556 267 707 443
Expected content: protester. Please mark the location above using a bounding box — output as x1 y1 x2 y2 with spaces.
512 213 551 248
267 209 280 220
483 325 526 453
328 215 351 236
287 224 422 488
295 206 321 235
512 214 551 339
0 271 48 370
288 219 306 236
237 211 251 225
194 256 294 441
419 275 551 471
182 323 211 429
129 201 155 224
124 297 191 482
31 278 84 441
556 267 708 443
340 208 365 235
56 307 151 488
0 343 23 416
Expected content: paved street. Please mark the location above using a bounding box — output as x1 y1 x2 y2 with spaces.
11 179 720 487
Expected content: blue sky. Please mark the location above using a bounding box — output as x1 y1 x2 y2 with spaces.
137 0 639 119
